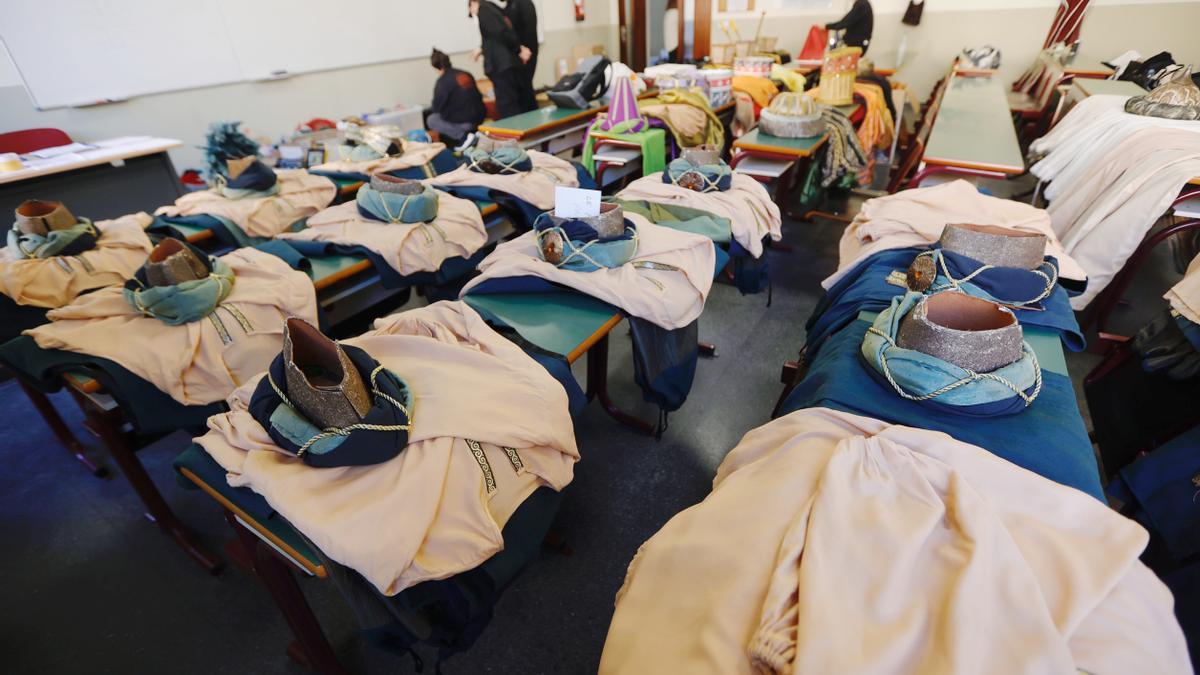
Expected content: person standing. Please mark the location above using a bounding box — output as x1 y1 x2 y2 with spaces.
469 0 532 119
427 48 487 147
506 0 540 112
825 0 874 54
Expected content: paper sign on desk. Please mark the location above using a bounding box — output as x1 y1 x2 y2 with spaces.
554 186 601 218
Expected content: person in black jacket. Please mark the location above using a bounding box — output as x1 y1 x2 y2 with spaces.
506 0 539 112
469 0 533 119
426 48 487 147
826 0 874 54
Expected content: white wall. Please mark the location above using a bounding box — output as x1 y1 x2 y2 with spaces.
0 0 620 169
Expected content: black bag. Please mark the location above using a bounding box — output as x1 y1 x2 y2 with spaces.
1118 51 1176 89
547 55 612 109
902 0 924 26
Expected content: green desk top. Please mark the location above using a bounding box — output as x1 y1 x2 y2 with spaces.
168 222 209 240
1057 53 1114 77
464 291 622 362
479 105 600 137
307 254 366 284
857 310 1068 377
1075 78 1145 98
734 128 826 158
923 76 1024 174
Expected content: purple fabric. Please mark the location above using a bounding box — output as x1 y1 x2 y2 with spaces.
600 75 648 133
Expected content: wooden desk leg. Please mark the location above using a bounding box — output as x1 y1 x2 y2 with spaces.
17 377 107 477
699 341 718 357
251 538 348 675
66 388 222 573
584 334 655 435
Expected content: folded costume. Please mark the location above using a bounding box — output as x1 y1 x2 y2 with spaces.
310 135 448 180
600 407 1191 674
25 245 318 406
1 204 153 309
196 300 578 596
831 180 1087 289
278 175 486 278
428 146 581 228
156 162 336 240
617 167 781 259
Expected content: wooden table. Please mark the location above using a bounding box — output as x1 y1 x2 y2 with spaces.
1072 78 1144 98
914 75 1024 186
0 137 183 221
1057 53 1114 79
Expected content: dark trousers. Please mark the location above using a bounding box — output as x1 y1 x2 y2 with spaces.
521 50 539 112
492 67 533 119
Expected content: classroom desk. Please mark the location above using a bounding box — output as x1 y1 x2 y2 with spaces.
792 59 897 78
463 291 654 433
478 90 661 154
1062 78 1145 118
1057 53 1114 79
0 137 183 221
915 75 1024 185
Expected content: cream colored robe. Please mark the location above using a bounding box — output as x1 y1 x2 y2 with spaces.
1046 128 1200 309
617 171 782 258
277 189 486 277
155 170 337 238
1166 253 1200 325
0 212 153 308
26 248 318 406
308 139 446 177
460 213 715 330
600 407 1191 675
830 180 1086 289
196 301 579 596
427 150 578 209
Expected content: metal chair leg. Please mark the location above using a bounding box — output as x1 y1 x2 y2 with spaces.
585 334 655 435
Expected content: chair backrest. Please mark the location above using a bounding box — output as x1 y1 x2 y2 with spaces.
889 77 945 193
0 128 72 155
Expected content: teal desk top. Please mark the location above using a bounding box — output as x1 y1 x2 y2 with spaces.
858 310 1068 377
479 105 600 138
923 76 1024 175
735 128 826 158
464 291 622 363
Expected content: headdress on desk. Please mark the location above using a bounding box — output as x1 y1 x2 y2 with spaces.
327 125 408 163
597 74 648 134
758 92 824 139
904 223 1058 308
355 175 440 224
124 237 234 325
663 145 732 193
1125 67 1200 121
534 202 638 271
214 155 279 195
464 134 532 174
247 317 413 468
862 291 1042 416
202 121 260 182
8 199 98 259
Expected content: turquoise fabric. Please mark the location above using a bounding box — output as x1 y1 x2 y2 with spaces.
123 257 235 325
613 199 732 244
355 184 440 224
268 402 348 456
861 291 1043 412
662 158 732 193
7 219 98 259
464 146 533 174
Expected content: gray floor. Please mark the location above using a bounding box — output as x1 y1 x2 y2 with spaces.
0 204 1181 674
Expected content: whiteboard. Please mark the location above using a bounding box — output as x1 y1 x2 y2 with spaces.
2 0 544 110
222 0 488 81
0 0 243 109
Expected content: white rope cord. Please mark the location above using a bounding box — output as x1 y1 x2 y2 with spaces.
921 251 1058 307
867 325 1043 407
130 264 232 320
466 152 528 175
535 224 639 270
268 363 412 456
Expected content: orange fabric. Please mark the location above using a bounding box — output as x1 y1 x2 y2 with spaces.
731 76 779 110
799 26 827 62
808 81 894 153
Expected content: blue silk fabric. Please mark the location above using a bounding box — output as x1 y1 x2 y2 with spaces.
1108 423 1200 563
247 344 412 468
861 291 1042 416
223 159 278 191
779 315 1104 500
533 213 638 272
122 240 235 326
806 247 1086 359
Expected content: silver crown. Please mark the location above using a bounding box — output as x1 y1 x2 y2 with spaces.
897 292 1024 373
